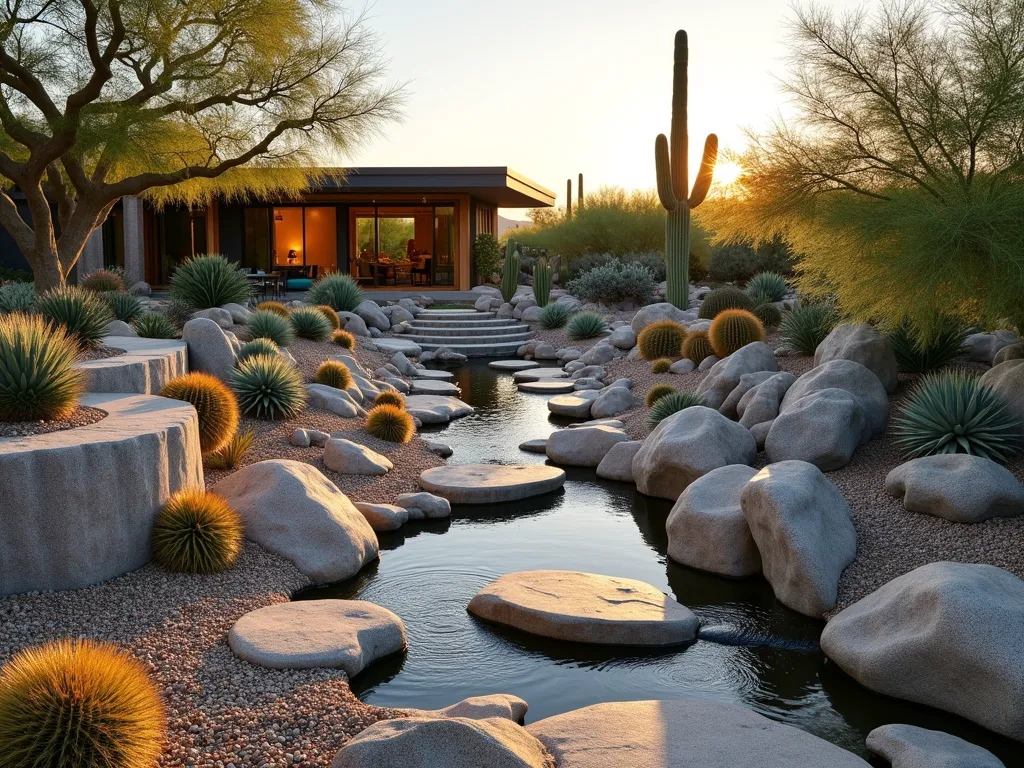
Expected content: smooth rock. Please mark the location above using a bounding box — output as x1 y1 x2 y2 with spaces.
519 438 549 454
423 438 453 458
964 331 1018 364
532 342 559 360
78 336 188 395
631 302 696 335
571 378 604 391
221 302 254 324
608 326 636 349
129 280 151 296
405 395 474 424
182 317 239 381
355 299 391 331
491 359 540 371
979 360 1024 436
419 464 565 505
354 502 409 531
547 390 599 418
589 386 634 419
546 426 630 467
373 338 423 356
669 358 696 374
570 364 606 381
993 342 1024 365
105 319 136 336
521 305 543 322
324 438 393 476
580 343 615 366
409 379 460 396
695 342 778 411
737 372 796 428
866 725 1005 768
391 351 418 376
337 311 370 337
518 380 576 394
411 694 529 723
514 367 569 382
193 306 234 328
781 359 889 438
595 440 642 482
719 370 777 420
815 323 898 393
395 491 451 520
697 354 719 371
765 388 867 471
568 418 625 429
885 454 1024 522
291 429 312 448
307 383 364 418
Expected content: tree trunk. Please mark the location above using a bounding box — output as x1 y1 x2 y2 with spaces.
29 246 67 294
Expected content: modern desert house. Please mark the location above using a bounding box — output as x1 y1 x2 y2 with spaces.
0 167 555 292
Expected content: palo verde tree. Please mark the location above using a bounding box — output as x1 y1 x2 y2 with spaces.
0 0 403 292
701 0 1024 336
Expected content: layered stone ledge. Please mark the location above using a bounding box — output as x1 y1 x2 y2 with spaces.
76 336 188 394
0 393 203 595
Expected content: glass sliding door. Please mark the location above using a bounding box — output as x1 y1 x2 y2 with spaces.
155 206 206 285
433 206 456 286
348 203 456 288
243 208 271 272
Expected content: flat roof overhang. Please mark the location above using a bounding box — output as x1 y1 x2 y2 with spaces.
311 167 555 208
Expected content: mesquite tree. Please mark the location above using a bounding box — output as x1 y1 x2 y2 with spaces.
0 0 403 291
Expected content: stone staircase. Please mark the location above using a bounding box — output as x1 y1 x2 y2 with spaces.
406 309 534 357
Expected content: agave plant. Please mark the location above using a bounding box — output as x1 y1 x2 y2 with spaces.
133 312 177 339
35 286 114 349
781 303 838 355
307 273 364 312
169 254 252 309
290 306 333 342
247 309 295 347
567 311 607 340
103 291 143 323
745 272 788 303
230 354 307 419
893 370 1023 462
0 313 83 421
236 337 280 365
647 390 705 428
536 302 574 329
888 318 968 374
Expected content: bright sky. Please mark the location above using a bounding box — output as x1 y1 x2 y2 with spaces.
348 0 865 217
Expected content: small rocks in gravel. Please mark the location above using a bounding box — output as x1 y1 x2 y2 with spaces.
866 725 1006 768
395 491 451 520
354 501 409 531
698 355 719 370
291 428 312 447
324 438 393 476
669 358 696 374
422 438 454 457
0 405 106 438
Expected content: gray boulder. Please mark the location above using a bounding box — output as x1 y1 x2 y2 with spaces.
698 354 719 371
521 305 543 322
737 372 796 428
532 342 559 360
580 343 616 366
765 388 867 471
590 386 634 419
595 440 643 482
306 384 364 418
129 280 151 296
719 370 777 420
741 461 856 616
696 342 778 411
555 295 581 312
781 359 889 438
964 330 1019 364
669 358 696 374
395 491 451 520
994 342 1024 365
390 306 415 325
979 360 1024 436
496 302 514 319
221 302 253 324
193 306 234 328
355 299 390 331
821 562 1024 741
866 725 1005 768
181 317 239 381
324 438 393 476
547 390 600 419
546 425 630 467
630 302 696 335
815 323 899 393
337 311 370 337
632 406 757 500
354 502 409 531
608 326 636 349
104 319 136 337
885 454 1024 523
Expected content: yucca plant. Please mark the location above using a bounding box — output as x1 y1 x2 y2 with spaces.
151 489 243 573
204 428 256 471
0 282 36 314
248 309 295 347
133 312 177 339
536 302 574 329
290 306 333 342
0 639 165 768
236 337 280 365
160 373 240 454
316 304 341 329
0 314 83 421
307 273 364 312
230 354 307 420
647 390 706 428
332 329 356 349
709 308 765 357
374 390 406 409
698 285 756 319
651 358 673 373
567 311 608 340
81 268 126 294
169 254 252 309
164 298 195 330
36 286 114 349
889 317 968 374
103 291 143 323
893 370 1023 462
646 384 676 407
637 320 685 360
256 300 291 318
745 271 788 303
366 403 415 443
315 360 353 390
754 302 782 328
781 303 838 355
682 329 715 364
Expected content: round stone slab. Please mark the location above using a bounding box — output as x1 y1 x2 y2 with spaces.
419 464 565 504
405 395 474 424
468 570 699 646
518 379 576 394
513 367 569 382
489 359 540 372
519 439 549 454
413 369 455 381
228 600 406 675
409 379 461 396
548 391 599 418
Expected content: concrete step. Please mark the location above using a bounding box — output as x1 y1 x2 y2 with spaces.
407 330 535 345
411 318 519 329
417 310 494 321
419 339 528 357
407 325 529 338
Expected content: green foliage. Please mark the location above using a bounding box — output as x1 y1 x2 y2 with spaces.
0 266 32 283
682 329 715 364
236 337 280 365
709 309 765 357
365 404 415 443
638 321 686 360
103 291 143 322
81 268 126 293
169 254 252 309
231 354 307 420
257 300 291 318
893 370 1022 463
651 358 673 373
889 318 968 374
160 373 240 454
698 286 756 319
746 271 788 302
563 251 667 283
316 305 340 329
501 239 521 304
151 490 243 573
307 273 364 312
0 313 83 421
474 233 503 282
374 390 406 409
315 360 353 390
533 257 553 307
290 306 333 341
164 298 194 330
781 303 838 355
0 638 165 768
646 384 676 406
332 329 356 349
248 309 295 347
754 302 782 328
0 282 36 314
565 259 656 306
204 428 256 470
647 390 706 428
708 239 794 283
36 286 114 349
133 312 177 339
537 302 574 329
567 311 608 340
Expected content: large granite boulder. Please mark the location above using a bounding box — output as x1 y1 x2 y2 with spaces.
355 299 390 331
815 323 899 393
221 302 254 324
719 370 777 420
589 385 634 419
337 311 370 337
409 694 529 723
695 342 778 411
765 388 867 470
608 326 636 349
979 360 1024 436
667 465 761 577
323 438 393 476
546 425 630 468
964 330 1019 364
820 562 1024 741
210 459 378 583
182 317 239 381
737 372 796 428
595 440 643 482
740 461 856 616
866 725 1005 768
632 406 757 500
630 302 697 335
193 306 234 328
780 359 889 437
885 454 1024 523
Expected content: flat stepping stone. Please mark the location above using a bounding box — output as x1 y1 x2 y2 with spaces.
567 418 625 429
513 367 569 382
547 391 599 418
489 359 540 371
468 570 699 646
517 379 576 394
409 379 461 396
405 395 474 424
419 464 565 504
519 439 549 454
372 338 423 356
413 369 455 381
228 600 406 675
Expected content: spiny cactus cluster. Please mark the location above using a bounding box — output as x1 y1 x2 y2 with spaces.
651 358 673 374
160 373 240 454
682 329 715 364
698 286 755 320
646 384 677 407
709 309 765 357
374 390 406 409
366 404 415 443
501 239 521 304
638 320 685 360
152 489 244 574
316 360 353 390
257 300 290 317
332 329 356 349
533 256 553 308
316 305 341 329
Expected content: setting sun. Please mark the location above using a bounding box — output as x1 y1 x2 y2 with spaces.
714 160 745 187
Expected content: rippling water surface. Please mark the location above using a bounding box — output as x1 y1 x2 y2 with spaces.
297 362 1022 764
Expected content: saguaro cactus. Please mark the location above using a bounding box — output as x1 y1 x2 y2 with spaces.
533 256 553 307
655 30 718 310
566 179 573 220
578 173 584 210
501 238 520 303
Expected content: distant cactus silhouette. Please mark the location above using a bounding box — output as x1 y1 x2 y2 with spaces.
501 238 521 304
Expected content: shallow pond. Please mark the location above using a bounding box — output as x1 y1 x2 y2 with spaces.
297 361 1022 765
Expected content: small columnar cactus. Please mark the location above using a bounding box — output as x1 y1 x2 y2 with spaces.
698 286 756 320
366 404 415 443
682 329 715 364
533 257 553 308
501 238 521 304
638 320 686 360
160 373 240 454
316 360 353 390
646 384 677 407
151 489 243 573
709 309 765 357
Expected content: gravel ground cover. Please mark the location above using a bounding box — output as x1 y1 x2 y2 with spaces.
0 405 106 437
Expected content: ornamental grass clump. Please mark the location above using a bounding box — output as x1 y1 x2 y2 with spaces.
651 358 673 373
0 313 83 421
36 286 114 349
637 320 685 360
307 273 364 312
316 304 341 329
231 354 307 420
374 390 406 409
647 391 705 428
290 306 333 341
745 271 788 303
81 268 126 294
256 300 290 318
709 309 765 357
697 285 755 319
315 360 352 390
893 370 1022 463
168 254 252 309
103 291 143 323
889 317 968 374
781 303 838 355
567 311 607 340
160 373 240 454
248 309 295 347
365 403 415 443
236 337 281 365
646 384 676 407
133 312 177 339
682 329 715 364
204 428 255 471
332 329 356 349
0 638 165 768
151 490 243 574
537 302 574 329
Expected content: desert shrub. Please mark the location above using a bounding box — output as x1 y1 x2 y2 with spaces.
893 370 1022 462
248 309 295 347
537 302 574 329
746 271 788 302
152 489 243 573
256 300 290 317
81 268 126 293
682 330 715 364
698 286 756 320
290 306 333 341
647 391 705 427
0 313 83 421
565 259 656 306
0 282 36 314
160 373 240 454
707 238 794 283
231 354 307 419
133 312 177 339
889 317 968 374
651 358 673 374
0 639 165 768
781 303 838 355
474 233 503 282
307 273 363 312
36 286 114 349
374 390 406 409
754 302 782 328
637 320 685 360
103 291 143 323
169 254 252 309
316 305 341 329
567 311 608 340
236 337 280 365
164 298 194 329
646 384 676 406
365 404 415 443
204 428 255 470
315 360 353 390
332 329 356 349
709 309 765 357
